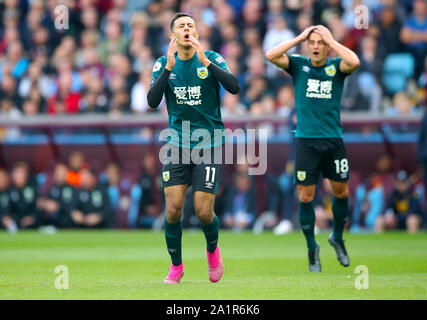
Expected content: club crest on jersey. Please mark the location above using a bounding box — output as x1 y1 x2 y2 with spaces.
297 171 306 181
325 65 336 77
153 61 161 72
197 67 208 79
163 171 170 182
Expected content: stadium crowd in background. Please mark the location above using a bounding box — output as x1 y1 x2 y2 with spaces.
0 0 426 118
0 148 425 233
0 1 426 233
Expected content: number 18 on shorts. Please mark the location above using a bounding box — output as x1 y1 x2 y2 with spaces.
295 138 350 185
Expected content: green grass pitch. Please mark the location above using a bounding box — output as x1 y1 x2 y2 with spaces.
0 230 426 300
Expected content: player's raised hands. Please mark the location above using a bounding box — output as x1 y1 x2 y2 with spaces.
188 36 211 67
314 25 335 45
166 37 177 71
298 25 317 42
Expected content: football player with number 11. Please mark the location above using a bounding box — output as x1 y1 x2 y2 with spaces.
147 13 240 283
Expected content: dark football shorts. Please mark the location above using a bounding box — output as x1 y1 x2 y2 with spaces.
161 145 222 194
295 138 350 186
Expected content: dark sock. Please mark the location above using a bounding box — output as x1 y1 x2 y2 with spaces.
164 219 182 266
332 197 349 242
201 215 219 253
299 201 317 250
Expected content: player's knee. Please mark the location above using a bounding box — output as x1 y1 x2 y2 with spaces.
334 187 349 199
196 209 214 225
298 193 314 203
166 202 184 222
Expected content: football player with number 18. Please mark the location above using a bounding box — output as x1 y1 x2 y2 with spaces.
266 25 360 272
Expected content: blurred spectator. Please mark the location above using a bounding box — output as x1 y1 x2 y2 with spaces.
242 75 268 108
99 162 121 213
71 168 111 228
386 92 419 116
0 98 21 139
343 35 382 112
376 5 403 60
221 92 246 117
350 153 396 232
66 151 86 187
130 70 151 114
419 56 427 93
37 163 75 228
273 161 296 235
264 16 296 79
22 99 40 116
0 41 29 81
98 20 128 65
0 168 15 233
47 72 81 114
0 73 21 107
128 153 163 228
18 62 53 100
400 0 427 79
223 173 257 231
376 170 423 233
8 162 39 229
0 98 21 118
418 103 427 201
276 84 295 117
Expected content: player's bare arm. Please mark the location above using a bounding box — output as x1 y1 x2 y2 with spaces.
315 25 360 73
265 26 317 69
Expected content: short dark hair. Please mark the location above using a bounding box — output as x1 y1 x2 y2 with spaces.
170 12 193 31
307 28 318 40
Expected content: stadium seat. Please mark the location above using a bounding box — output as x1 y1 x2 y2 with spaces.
382 53 414 95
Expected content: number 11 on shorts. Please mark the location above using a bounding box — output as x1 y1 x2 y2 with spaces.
205 167 216 183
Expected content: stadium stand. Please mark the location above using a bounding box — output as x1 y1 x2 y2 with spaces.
0 0 425 232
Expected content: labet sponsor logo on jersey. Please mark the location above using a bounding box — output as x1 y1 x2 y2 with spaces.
305 79 332 99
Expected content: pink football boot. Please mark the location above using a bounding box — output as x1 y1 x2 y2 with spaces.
207 246 223 283
164 263 184 284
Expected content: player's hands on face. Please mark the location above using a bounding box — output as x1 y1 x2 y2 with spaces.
314 25 334 45
189 36 211 67
166 37 177 71
298 26 317 42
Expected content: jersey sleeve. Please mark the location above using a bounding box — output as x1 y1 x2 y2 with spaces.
150 56 167 84
285 54 305 77
207 51 231 72
332 57 350 78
